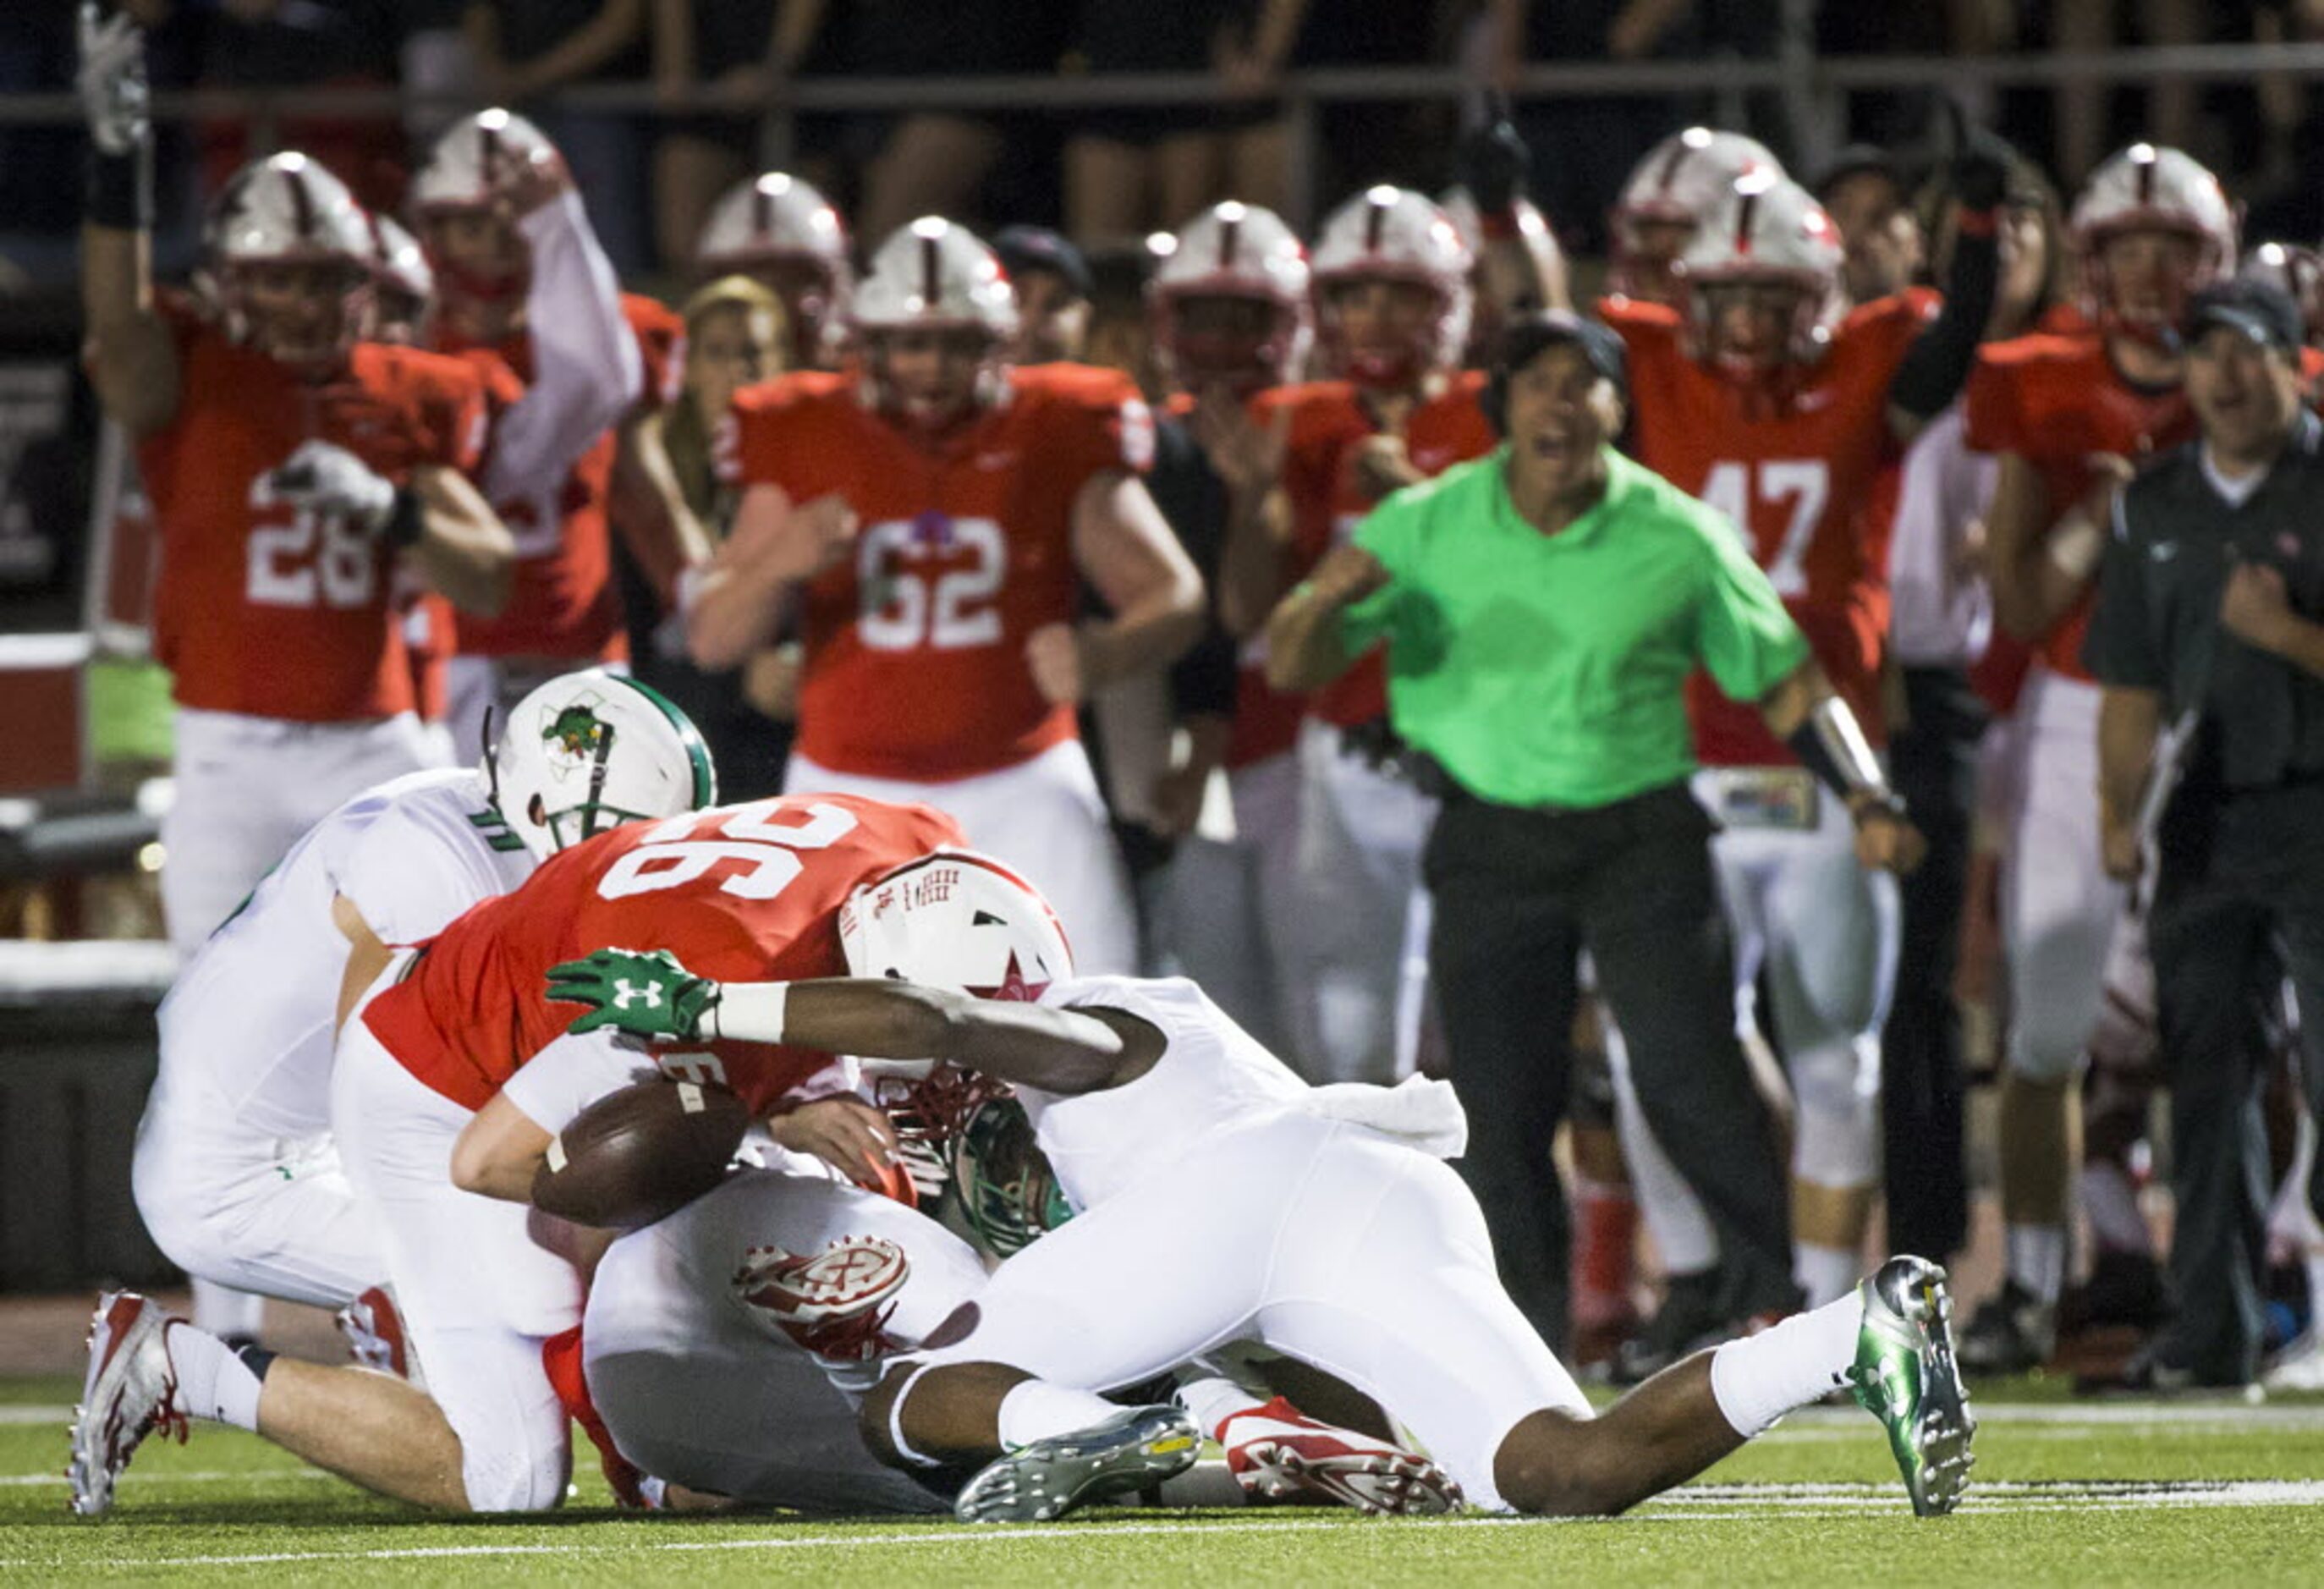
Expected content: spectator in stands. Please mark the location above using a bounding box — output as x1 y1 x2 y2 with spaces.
1062 0 1307 245
649 1 822 273
464 1 651 272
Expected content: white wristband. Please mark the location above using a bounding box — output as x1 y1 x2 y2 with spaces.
706 981 789 1044
2047 511 2105 582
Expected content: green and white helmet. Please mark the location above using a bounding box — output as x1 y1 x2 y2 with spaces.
488 670 717 861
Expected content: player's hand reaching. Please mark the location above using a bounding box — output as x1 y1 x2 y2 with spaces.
77 3 150 157
769 1095 900 1187
1455 112 1531 215
495 138 574 220
1850 800 1927 876
1189 385 1289 505
547 947 721 1042
1349 432 1421 505
1025 621 1086 707
266 440 399 537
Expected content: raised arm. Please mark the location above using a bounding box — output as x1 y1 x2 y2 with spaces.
76 4 179 438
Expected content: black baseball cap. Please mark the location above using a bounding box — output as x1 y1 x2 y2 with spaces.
1813 144 1909 202
2184 278 2305 356
1496 311 1627 399
992 226 1093 301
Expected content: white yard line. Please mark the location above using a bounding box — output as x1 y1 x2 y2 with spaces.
8 1480 2324 1571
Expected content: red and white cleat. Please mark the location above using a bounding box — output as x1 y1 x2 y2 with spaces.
1217 1396 1464 1516
730 1235 909 1361
66 1291 190 1516
336 1285 422 1388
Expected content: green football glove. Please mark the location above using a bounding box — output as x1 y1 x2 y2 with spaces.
546 947 722 1042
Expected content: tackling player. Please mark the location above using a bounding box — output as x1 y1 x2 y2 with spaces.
1959 144 2239 1371
547 859 1975 1523
125 672 713 1385
1599 146 2007 1315
76 9 514 970
687 217 1206 976
70 792 961 1516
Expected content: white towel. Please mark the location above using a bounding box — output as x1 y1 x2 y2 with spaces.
1300 1074 1469 1158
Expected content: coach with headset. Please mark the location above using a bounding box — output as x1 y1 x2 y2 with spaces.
1267 311 1924 1349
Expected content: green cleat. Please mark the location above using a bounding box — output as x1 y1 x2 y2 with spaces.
1849 1256 1977 1517
954 1405 1201 1523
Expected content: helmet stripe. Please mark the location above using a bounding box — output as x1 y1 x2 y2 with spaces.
921 233 942 312
1218 213 1239 271
1734 188 1758 256
607 674 719 810
1364 195 1388 253
286 169 316 242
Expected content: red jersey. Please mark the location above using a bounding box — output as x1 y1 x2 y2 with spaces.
1256 373 1497 730
137 298 491 722
727 364 1153 781
1607 290 1936 766
364 793 966 1114
439 293 680 662
1963 332 2192 681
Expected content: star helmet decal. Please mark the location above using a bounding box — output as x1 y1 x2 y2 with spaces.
967 949 1050 1003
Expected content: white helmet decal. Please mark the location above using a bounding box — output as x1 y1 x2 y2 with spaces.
488 671 717 862
840 850 1074 1000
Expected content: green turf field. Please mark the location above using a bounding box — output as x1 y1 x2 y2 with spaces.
4 1375 2321 1585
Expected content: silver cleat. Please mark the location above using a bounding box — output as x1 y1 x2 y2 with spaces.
954 1405 1201 1523
1850 1256 1977 1517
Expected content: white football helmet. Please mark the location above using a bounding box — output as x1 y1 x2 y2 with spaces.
2240 241 2324 346
1609 127 1784 303
488 671 718 863
840 850 1074 1000
1677 170 1847 377
695 172 854 362
1150 200 1312 395
851 217 1019 424
1310 185 1473 388
365 213 434 344
2069 144 2238 343
203 151 376 366
410 108 563 303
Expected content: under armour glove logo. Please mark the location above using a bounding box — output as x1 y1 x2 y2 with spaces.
547 948 719 1042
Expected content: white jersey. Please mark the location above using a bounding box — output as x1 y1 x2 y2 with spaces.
155 766 536 1135
1023 976 1466 1212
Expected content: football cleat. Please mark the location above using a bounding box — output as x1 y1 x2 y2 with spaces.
1217 1396 1463 1515
730 1234 909 1361
335 1284 422 1388
1849 1256 1976 1517
67 1292 190 1516
954 1405 1200 1523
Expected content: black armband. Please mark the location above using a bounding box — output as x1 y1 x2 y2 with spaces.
382 486 426 550
84 142 152 232
1887 222 1998 422
1786 697 1905 821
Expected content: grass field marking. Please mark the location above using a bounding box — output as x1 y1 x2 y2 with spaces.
0 1469 337 1488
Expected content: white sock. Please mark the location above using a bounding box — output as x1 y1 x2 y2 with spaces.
1794 1243 1862 1311
1174 1374 1266 1441
189 1278 265 1342
1709 1291 1861 1438
2005 1223 2068 1304
2305 1253 2324 1336
2081 1163 2151 1256
996 1380 1124 1451
164 1322 264 1432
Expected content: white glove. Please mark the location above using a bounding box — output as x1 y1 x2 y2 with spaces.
267 440 399 536
76 3 151 157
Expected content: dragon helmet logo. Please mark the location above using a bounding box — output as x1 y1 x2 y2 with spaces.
542 701 611 773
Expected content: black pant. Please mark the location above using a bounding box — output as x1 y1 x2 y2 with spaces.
1882 665 1988 1261
2149 783 2324 1382
1425 780 1799 1353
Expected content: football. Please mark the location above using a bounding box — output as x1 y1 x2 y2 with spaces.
529 1076 750 1231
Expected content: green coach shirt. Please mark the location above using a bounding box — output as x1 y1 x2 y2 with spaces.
1342 445 1809 809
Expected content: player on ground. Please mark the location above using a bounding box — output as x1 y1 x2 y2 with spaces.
413 108 705 754
687 217 1207 976
69 791 981 1517
1599 146 2007 1318
551 860 1975 1523
694 171 854 371
126 670 714 1385
1958 144 2239 1371
77 8 514 969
